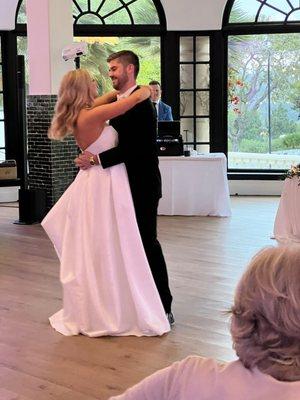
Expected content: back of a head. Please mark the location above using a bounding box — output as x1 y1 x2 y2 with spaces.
48 69 94 140
149 80 161 86
107 50 140 78
231 245 300 381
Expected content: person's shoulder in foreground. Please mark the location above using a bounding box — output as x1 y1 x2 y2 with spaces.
108 354 300 400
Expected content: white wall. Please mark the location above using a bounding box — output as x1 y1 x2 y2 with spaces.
160 0 227 30
26 0 73 95
229 180 283 196
0 0 19 30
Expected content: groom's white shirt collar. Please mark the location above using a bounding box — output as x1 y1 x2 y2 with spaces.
117 85 137 100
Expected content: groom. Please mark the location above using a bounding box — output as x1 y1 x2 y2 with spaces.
75 50 174 324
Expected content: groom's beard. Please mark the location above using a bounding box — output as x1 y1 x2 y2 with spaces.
111 72 129 91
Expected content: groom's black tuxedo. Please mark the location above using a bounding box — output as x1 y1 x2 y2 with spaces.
99 88 173 313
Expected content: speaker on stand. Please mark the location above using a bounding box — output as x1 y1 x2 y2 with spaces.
14 55 46 225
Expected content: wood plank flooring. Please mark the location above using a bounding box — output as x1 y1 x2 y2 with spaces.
0 197 279 399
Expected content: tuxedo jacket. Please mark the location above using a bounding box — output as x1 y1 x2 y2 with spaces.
158 101 173 121
99 88 162 201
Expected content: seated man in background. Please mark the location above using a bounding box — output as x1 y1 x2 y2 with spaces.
149 80 173 121
109 245 300 399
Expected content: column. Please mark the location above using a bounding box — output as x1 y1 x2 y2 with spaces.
26 0 78 210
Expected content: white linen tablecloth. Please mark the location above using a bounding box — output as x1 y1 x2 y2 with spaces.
158 154 231 216
273 176 300 243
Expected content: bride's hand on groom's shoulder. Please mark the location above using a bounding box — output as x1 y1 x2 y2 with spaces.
135 86 151 102
140 85 152 96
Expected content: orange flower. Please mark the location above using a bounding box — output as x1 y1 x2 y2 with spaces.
231 96 240 105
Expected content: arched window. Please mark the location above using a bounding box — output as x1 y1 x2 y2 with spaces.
16 0 165 27
223 0 300 174
73 0 160 25
227 0 300 24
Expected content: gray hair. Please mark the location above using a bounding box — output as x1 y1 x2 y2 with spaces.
230 245 300 381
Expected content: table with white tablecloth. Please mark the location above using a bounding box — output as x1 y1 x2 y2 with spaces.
158 154 231 216
273 176 300 243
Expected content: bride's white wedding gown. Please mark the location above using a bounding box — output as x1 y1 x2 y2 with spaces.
42 125 170 337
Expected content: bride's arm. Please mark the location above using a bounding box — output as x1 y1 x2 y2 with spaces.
92 90 118 108
84 86 151 125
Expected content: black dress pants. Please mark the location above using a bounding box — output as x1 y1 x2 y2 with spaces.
132 196 173 313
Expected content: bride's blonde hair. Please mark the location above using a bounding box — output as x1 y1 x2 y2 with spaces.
48 69 96 140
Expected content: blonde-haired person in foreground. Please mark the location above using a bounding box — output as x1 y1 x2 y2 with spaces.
109 245 300 399
42 69 170 337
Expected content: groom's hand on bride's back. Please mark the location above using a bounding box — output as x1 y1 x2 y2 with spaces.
74 151 98 170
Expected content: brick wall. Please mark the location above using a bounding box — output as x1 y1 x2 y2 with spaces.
27 95 78 210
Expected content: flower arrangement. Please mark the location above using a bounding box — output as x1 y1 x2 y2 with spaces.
285 164 300 180
228 68 244 115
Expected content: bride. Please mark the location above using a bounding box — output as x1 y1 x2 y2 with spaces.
42 69 170 337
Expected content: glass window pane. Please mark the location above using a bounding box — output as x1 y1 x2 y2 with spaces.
196 118 209 142
196 144 210 153
196 37 209 62
17 37 29 94
17 0 27 24
101 0 127 18
128 0 160 24
180 37 193 62
0 94 3 119
196 64 209 89
180 64 193 89
180 92 194 116
0 65 2 91
0 39 1 63
229 0 262 23
228 33 300 170
90 0 99 11
288 10 300 21
0 121 5 147
264 0 292 14
104 9 132 24
74 0 88 9
181 118 194 142
77 13 103 24
257 7 287 22
196 92 209 116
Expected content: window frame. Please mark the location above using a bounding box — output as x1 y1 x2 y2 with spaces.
0 33 5 161
160 31 224 155
178 34 211 152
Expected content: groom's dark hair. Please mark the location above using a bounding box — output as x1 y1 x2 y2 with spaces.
107 50 140 78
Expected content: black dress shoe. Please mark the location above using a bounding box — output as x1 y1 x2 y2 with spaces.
166 312 175 326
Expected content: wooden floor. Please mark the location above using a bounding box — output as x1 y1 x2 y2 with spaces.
0 196 279 400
